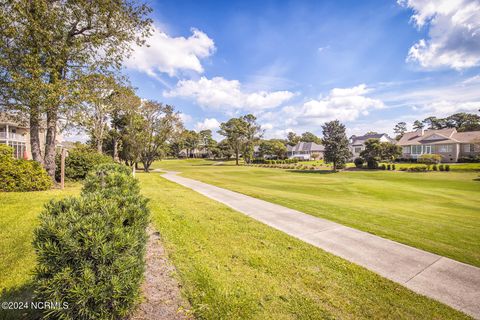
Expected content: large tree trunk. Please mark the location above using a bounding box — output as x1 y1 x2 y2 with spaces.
44 109 57 180
235 150 239 165
29 106 44 165
96 140 103 153
112 137 120 162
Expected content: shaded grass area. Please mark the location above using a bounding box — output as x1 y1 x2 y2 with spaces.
139 173 470 319
0 184 81 319
152 159 480 267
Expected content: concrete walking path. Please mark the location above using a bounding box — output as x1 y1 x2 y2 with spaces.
161 171 480 319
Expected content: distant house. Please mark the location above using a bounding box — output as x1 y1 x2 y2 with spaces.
287 142 324 160
397 128 480 163
0 112 63 159
349 133 395 159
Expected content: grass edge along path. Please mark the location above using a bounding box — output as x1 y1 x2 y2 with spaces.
152 159 480 268
139 173 471 320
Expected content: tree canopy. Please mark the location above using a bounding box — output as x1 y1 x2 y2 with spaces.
321 120 351 171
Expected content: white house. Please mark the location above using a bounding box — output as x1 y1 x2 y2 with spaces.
287 142 324 160
349 133 395 159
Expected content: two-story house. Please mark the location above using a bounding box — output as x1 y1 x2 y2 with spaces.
349 133 395 159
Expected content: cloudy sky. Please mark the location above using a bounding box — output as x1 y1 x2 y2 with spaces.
121 0 480 139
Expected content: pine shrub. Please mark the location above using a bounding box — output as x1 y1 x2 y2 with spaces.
439 164 445 171
445 164 450 171
33 163 149 319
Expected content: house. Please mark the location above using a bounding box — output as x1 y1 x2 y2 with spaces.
0 112 62 159
397 128 480 162
349 133 395 159
287 142 324 160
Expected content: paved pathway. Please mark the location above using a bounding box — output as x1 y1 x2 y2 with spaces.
161 171 480 319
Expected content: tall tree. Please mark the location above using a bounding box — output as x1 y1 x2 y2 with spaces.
242 114 263 164
393 122 407 140
218 118 247 165
300 131 322 144
321 120 351 171
259 139 287 159
71 74 120 153
360 139 382 169
422 116 445 130
287 132 301 146
182 130 201 158
413 120 424 130
445 113 480 132
199 129 217 158
0 0 152 179
138 101 182 172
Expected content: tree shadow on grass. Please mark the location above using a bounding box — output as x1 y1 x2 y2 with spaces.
0 283 41 320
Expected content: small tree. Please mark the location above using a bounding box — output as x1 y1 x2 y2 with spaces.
360 139 382 169
138 101 183 172
242 114 263 164
322 120 351 171
259 139 287 159
380 142 402 162
218 117 248 165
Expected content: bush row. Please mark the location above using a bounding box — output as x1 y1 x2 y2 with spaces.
33 163 150 319
251 158 299 164
458 156 480 163
0 145 52 192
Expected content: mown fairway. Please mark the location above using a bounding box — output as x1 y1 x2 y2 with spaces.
139 173 469 319
153 159 480 267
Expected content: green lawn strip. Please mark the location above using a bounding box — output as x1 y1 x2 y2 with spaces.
139 173 470 319
152 159 480 267
0 185 81 299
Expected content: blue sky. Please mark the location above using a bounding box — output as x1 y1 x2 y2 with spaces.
118 0 480 140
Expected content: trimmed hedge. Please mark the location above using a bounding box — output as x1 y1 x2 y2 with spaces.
55 146 113 181
354 157 364 168
251 158 299 164
0 144 52 192
33 163 149 319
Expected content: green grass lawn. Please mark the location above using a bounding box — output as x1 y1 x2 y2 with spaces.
0 172 473 319
139 173 469 319
152 159 480 267
0 184 81 319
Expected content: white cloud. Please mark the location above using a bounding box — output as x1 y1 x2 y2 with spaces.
399 0 480 70
194 118 220 131
164 76 295 112
415 100 480 116
283 84 384 126
179 112 193 124
126 26 215 77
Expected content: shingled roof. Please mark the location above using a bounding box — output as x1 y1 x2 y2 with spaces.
287 142 324 152
397 128 480 145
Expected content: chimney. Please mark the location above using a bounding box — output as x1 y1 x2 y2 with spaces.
416 128 424 136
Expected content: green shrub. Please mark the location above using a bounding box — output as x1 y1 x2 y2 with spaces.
439 164 445 171
354 157 364 168
418 154 442 170
0 145 53 192
55 146 113 181
33 164 149 319
445 164 450 171
432 164 437 171
392 164 396 170
366 159 378 169
380 164 386 170
387 164 391 170
407 166 427 172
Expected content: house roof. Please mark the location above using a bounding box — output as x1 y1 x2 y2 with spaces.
349 133 393 145
397 128 480 145
287 142 324 152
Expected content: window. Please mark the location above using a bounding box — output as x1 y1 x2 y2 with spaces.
354 147 362 153
411 145 422 154
438 144 452 153
7 141 26 159
402 146 410 153
463 144 474 153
